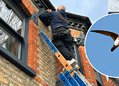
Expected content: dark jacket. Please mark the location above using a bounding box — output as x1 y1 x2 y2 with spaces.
39 9 69 33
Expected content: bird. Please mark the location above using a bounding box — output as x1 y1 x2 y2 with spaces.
91 30 119 52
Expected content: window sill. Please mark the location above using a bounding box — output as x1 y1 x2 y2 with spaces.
0 45 36 77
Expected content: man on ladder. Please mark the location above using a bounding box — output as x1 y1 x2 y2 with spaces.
39 5 79 70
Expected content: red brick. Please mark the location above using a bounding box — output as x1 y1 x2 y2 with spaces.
28 36 39 42
56 78 59 80
26 3 35 15
28 46 39 53
40 80 43 84
29 6 33 12
101 75 108 86
57 68 63 72
80 54 86 57
29 53 39 60
28 51 39 59
21 0 32 16
28 40 39 45
22 0 26 4
28 51 37 56
29 65 39 73
28 43 39 49
28 40 39 47
82 64 92 68
28 61 34 66
44 83 48 86
87 79 96 83
80 57 88 61
83 68 94 72
81 62 91 66
28 14 31 17
29 25 37 29
110 82 114 86
108 79 112 85
31 9 35 14
19 3 24 7
35 76 40 81
29 20 36 25
22 6 28 12
79 47 85 50
56 71 61 75
55 60 60 63
28 31 37 36
84 73 94 77
25 0 29 7
28 51 38 58
29 30 38 36
34 64 37 68
80 55 87 59
28 35 38 40
56 65 61 69
27 3 31 10
28 58 39 66
26 11 30 15
29 30 38 35
57 62 62 66
29 25 38 31
83 70 95 75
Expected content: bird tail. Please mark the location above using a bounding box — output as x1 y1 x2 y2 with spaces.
111 45 118 52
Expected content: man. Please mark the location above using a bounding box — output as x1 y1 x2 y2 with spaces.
39 5 79 70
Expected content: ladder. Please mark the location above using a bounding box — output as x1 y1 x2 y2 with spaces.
38 30 92 86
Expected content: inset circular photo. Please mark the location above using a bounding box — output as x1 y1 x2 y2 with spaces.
85 14 119 78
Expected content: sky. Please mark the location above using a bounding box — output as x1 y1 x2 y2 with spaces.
85 14 119 78
50 0 108 23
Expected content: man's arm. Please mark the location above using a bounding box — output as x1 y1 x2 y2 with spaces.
38 9 52 26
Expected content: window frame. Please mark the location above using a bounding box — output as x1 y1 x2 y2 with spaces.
0 0 36 77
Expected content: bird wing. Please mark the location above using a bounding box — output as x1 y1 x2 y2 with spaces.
91 30 118 41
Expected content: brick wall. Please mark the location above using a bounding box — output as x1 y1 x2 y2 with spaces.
0 55 41 86
101 74 108 86
108 79 117 86
79 44 98 86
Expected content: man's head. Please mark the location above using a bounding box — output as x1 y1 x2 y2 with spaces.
56 5 66 11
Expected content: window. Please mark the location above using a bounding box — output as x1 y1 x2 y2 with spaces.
0 0 36 76
0 26 21 58
0 0 23 36
0 0 23 59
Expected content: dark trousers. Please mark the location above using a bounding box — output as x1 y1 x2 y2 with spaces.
52 28 75 60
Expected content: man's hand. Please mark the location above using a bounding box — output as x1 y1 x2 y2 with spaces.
47 9 52 12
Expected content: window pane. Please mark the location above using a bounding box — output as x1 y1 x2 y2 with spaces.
0 26 21 59
0 0 23 36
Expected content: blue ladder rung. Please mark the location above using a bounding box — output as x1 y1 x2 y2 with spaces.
59 73 72 86
64 70 80 86
73 72 87 86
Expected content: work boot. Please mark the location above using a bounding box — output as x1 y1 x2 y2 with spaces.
74 64 80 71
67 58 79 71
67 58 77 67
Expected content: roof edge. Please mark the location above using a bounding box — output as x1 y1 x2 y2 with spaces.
66 12 92 27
